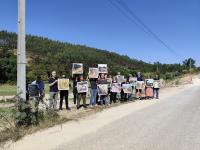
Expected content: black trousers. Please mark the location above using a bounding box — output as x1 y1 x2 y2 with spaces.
110 92 117 104
73 89 77 104
60 90 69 109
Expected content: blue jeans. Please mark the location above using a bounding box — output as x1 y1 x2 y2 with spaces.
100 95 109 105
90 89 97 105
128 93 132 101
154 88 159 99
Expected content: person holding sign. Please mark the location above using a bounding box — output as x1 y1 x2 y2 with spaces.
136 72 144 100
49 71 58 110
145 77 154 99
72 75 79 105
153 75 160 99
58 75 70 110
110 76 118 104
98 73 109 105
77 75 87 109
89 78 98 106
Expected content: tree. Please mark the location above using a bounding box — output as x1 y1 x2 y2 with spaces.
183 58 196 69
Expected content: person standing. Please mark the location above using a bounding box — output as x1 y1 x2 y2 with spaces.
89 78 98 106
77 75 87 109
120 80 126 102
98 73 109 105
49 71 58 110
110 76 117 104
153 75 160 99
32 76 45 99
72 75 78 105
136 72 143 100
145 77 154 100
59 75 70 110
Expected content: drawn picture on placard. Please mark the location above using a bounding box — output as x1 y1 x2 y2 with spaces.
116 75 124 83
98 64 108 73
107 78 112 87
72 63 83 75
77 81 88 93
129 77 137 87
98 84 108 95
129 77 137 83
122 84 132 93
136 81 145 89
88 68 99 78
58 79 69 90
153 80 160 88
145 79 154 87
111 83 121 93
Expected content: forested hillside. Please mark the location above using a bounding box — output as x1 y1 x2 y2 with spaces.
0 30 197 83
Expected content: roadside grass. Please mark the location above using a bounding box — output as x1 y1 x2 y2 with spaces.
0 106 73 143
0 98 133 145
0 84 72 96
0 84 16 96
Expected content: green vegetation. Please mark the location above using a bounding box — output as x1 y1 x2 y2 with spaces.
1 30 199 84
0 84 16 96
0 106 70 143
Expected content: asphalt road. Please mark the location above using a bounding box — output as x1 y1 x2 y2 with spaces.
55 85 200 150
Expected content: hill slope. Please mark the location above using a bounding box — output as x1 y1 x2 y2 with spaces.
0 30 188 83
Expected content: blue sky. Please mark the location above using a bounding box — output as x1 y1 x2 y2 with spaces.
0 0 199 66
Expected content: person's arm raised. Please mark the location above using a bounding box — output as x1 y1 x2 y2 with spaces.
49 80 57 87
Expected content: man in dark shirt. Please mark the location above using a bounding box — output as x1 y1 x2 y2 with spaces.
49 71 58 110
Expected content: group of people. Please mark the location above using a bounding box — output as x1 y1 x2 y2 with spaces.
28 70 160 111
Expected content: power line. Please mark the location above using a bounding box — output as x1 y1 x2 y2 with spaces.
108 0 178 56
107 0 152 36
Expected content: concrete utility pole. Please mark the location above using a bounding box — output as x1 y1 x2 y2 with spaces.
17 0 26 100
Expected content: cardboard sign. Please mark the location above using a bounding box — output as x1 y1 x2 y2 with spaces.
58 79 69 90
97 84 108 95
145 79 154 87
122 84 132 93
116 75 124 83
129 77 137 83
98 64 108 73
72 63 83 75
89 68 99 78
77 81 88 93
136 81 145 89
153 80 160 88
107 78 112 87
111 83 121 93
